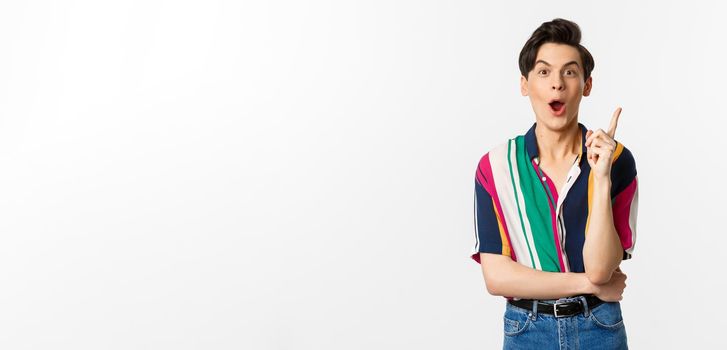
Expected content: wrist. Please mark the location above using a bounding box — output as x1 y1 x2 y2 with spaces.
593 175 611 190
579 273 598 295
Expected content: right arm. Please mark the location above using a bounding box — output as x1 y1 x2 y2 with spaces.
480 253 626 301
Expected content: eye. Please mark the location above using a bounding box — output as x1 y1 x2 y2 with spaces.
565 70 576 76
538 69 548 75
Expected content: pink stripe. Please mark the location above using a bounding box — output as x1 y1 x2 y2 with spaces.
478 153 517 262
475 156 488 186
613 177 637 250
533 159 567 272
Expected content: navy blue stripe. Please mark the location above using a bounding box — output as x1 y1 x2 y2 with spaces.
475 179 504 254
561 158 591 272
610 145 637 197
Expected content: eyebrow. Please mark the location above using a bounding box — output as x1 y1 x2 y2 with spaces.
535 60 580 68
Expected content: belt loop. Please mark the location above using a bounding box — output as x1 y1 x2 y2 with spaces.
580 296 590 317
531 300 538 320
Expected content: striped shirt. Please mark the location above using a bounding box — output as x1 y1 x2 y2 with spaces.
471 122 638 297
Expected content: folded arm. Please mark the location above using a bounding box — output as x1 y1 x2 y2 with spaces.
480 253 596 299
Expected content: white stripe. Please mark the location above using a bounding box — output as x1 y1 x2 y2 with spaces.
473 191 480 255
551 161 581 272
507 139 542 270
489 141 531 268
557 213 570 272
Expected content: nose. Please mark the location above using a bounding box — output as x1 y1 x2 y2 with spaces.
551 77 565 91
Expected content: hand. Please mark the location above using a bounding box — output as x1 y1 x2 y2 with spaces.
585 107 621 179
591 267 627 302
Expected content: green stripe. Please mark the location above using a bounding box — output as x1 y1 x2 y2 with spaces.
507 139 536 268
514 136 561 272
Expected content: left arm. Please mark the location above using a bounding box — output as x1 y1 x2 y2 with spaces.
582 107 626 285
582 176 623 285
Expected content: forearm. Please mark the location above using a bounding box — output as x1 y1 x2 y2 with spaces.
488 258 594 299
582 177 622 284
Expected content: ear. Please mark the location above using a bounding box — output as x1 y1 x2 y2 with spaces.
583 76 592 97
520 75 528 96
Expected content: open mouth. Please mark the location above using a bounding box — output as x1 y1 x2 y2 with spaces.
548 100 566 115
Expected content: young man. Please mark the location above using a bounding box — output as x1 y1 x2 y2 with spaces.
471 18 638 349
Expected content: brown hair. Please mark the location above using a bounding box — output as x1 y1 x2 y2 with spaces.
518 18 594 81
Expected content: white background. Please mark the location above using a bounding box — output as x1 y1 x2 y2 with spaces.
0 1 724 349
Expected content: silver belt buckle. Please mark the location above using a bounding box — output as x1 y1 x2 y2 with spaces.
553 300 569 318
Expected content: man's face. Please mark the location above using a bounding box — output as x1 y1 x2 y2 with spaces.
520 42 592 132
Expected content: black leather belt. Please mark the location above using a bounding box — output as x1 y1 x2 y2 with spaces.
507 294 604 318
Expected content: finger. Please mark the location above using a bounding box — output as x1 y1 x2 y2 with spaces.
589 143 613 153
586 128 606 144
585 130 593 147
590 138 602 149
607 107 622 138
589 137 615 151
588 145 602 159
586 129 615 147
589 146 614 159
585 130 602 147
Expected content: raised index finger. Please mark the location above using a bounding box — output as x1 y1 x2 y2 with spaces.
607 107 622 139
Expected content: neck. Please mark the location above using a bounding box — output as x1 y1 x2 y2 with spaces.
535 120 582 162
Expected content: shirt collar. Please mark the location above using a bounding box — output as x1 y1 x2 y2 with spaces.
524 122 589 164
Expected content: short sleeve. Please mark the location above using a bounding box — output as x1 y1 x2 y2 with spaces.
610 144 639 260
471 155 511 264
